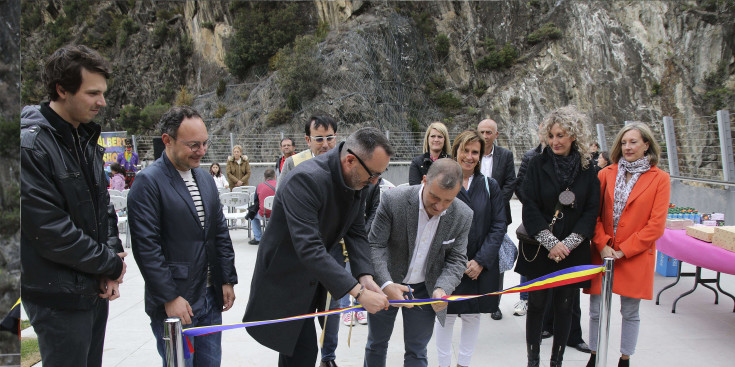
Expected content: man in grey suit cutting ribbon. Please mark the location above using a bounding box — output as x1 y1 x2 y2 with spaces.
364 159 473 367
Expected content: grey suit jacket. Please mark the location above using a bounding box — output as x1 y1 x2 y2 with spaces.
490 145 516 225
369 185 472 323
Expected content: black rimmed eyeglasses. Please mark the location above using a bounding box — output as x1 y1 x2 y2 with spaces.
347 148 387 180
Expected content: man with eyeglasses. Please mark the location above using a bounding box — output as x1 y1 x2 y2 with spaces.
127 106 238 366
244 127 393 367
276 115 338 189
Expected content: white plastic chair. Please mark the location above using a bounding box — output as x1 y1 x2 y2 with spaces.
232 185 256 204
108 189 123 197
121 189 130 197
220 192 251 235
262 195 275 229
109 195 130 248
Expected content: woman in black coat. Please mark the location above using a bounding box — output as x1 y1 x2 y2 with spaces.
433 130 506 367
516 106 600 367
408 121 451 185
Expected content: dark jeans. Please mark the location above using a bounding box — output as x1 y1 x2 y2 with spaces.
527 287 574 347
150 287 222 367
520 275 529 301
364 282 436 367
320 294 342 362
542 289 585 345
23 297 109 367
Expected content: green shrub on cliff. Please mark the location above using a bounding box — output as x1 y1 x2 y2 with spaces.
226 2 307 79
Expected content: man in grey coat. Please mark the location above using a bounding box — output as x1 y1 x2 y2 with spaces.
244 128 393 367
364 159 473 367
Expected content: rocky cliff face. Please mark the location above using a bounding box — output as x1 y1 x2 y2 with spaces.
0 0 21 361
19 1 735 162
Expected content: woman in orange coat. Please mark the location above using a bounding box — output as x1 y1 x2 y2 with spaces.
585 123 670 367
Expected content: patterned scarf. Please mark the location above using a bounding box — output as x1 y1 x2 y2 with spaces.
548 146 581 190
612 156 651 232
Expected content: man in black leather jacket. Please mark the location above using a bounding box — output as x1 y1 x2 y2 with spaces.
20 45 127 367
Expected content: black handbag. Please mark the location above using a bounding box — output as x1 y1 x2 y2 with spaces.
517 188 575 262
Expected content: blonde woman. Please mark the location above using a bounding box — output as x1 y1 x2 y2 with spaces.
585 123 669 367
516 106 600 367
408 122 451 185
226 145 251 189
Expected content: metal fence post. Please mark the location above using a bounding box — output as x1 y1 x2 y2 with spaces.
131 134 138 153
164 317 185 367
230 133 235 153
596 123 607 151
717 110 734 183
663 116 680 177
595 257 615 367
385 130 390 140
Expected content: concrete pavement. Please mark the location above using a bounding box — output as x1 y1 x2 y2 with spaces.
24 198 735 366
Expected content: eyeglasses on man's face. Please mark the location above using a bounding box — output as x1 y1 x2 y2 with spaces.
310 135 336 144
173 137 210 153
347 148 386 180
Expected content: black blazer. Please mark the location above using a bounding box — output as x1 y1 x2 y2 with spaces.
408 151 450 185
489 145 517 226
128 153 238 317
244 142 375 355
515 147 600 283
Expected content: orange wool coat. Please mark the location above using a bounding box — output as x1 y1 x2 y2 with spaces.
585 164 670 300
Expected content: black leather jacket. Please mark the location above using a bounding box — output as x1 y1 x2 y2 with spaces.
21 104 124 310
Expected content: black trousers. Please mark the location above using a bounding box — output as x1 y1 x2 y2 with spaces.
526 287 574 346
278 299 319 367
542 288 585 345
23 297 109 367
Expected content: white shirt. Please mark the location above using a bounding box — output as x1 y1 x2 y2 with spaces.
480 145 495 178
380 185 448 289
404 184 447 284
212 174 228 189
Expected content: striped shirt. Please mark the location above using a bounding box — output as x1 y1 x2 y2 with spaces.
178 169 205 228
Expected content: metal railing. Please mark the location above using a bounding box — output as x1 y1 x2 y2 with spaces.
129 110 733 187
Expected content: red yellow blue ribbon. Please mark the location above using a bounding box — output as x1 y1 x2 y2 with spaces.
180 264 603 352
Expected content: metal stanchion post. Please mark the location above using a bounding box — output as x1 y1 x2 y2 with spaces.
595 257 615 367
164 317 185 367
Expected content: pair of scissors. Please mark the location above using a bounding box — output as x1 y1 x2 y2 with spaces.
405 285 422 310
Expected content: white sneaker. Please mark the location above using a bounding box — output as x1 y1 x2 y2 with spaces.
356 311 368 325
513 300 528 316
342 312 355 326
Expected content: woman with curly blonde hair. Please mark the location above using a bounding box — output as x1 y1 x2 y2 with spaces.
516 106 600 367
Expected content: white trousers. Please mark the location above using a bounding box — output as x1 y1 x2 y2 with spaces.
434 314 481 367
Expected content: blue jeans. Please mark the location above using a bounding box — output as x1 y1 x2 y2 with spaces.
364 282 436 367
251 213 264 241
321 262 352 362
150 287 222 367
520 275 529 301
23 297 108 367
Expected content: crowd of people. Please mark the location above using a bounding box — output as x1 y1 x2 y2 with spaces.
20 44 671 367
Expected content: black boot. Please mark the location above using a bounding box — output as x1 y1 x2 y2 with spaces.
549 342 566 367
618 357 630 367
586 353 596 367
526 344 540 367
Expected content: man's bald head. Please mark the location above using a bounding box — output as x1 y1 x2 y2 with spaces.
477 119 499 151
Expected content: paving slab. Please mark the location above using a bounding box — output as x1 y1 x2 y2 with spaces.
23 199 735 366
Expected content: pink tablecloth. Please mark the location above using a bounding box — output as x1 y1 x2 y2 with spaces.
656 228 735 275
